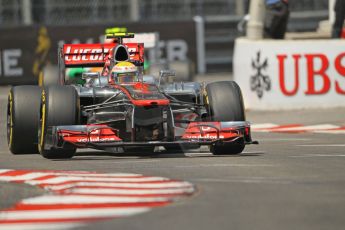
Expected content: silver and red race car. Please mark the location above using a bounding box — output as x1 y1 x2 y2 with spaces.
7 33 257 159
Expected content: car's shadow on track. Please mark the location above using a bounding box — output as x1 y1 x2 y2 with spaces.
52 149 265 161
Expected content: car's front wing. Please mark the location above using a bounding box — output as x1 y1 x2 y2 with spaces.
43 121 258 151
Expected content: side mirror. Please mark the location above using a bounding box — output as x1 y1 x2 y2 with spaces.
82 72 100 79
143 75 156 84
158 70 175 87
82 72 101 86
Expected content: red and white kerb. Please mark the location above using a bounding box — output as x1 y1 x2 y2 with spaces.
0 169 195 230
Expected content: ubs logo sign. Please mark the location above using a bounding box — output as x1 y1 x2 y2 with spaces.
250 51 271 98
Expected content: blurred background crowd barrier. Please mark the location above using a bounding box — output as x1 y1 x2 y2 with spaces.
0 0 328 25
0 0 329 85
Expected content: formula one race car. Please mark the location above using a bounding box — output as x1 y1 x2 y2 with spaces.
7 33 257 159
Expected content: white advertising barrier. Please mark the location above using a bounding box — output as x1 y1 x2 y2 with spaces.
233 38 345 110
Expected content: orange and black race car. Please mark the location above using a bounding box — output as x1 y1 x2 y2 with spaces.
7 33 258 159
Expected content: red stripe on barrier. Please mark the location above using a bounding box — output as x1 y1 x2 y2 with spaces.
0 170 31 176
267 124 303 130
257 124 306 134
28 175 59 181
65 192 190 198
53 185 193 191
8 201 170 211
0 217 111 224
36 180 180 187
329 126 345 130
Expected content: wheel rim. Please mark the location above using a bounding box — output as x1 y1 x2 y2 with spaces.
38 91 46 153
38 71 43 87
7 92 13 147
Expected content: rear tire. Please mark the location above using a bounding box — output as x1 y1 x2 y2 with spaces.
206 81 246 155
7 86 42 154
38 86 79 159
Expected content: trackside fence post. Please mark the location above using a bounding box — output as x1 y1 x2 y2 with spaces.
21 0 32 25
130 0 140 22
247 0 265 40
194 16 206 74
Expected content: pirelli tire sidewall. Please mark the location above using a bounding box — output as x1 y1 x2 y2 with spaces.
7 86 42 154
205 81 246 122
39 85 79 159
205 81 246 155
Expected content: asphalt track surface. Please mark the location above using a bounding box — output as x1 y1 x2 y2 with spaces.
1 85 345 230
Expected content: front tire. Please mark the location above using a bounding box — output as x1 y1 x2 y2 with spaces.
7 86 42 154
210 139 245 155
206 81 246 155
38 65 60 87
38 86 79 159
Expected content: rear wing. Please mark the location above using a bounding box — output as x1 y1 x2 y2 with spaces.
61 43 144 67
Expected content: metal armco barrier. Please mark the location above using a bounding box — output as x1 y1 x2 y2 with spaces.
0 21 197 85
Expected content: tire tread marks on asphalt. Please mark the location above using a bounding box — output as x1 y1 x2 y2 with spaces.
0 169 195 230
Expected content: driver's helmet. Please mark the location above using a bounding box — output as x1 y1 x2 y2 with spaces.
111 61 138 83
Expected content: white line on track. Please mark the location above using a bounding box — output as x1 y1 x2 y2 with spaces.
45 181 193 190
257 138 312 142
251 123 345 134
314 130 345 134
27 176 172 185
289 154 345 158
251 123 277 129
0 207 150 220
276 124 339 131
104 160 160 164
66 187 195 195
193 177 293 185
0 222 82 230
20 195 171 205
175 164 277 168
296 144 345 147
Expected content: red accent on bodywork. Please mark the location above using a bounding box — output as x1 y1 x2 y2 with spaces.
59 126 121 145
132 82 150 92
130 99 170 106
181 122 239 140
174 112 198 128
245 127 250 136
112 84 170 106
